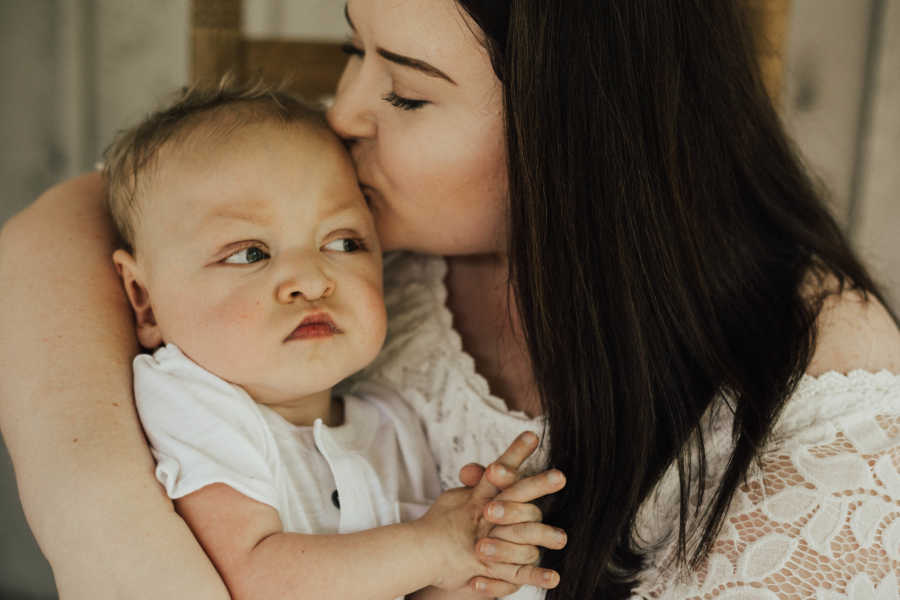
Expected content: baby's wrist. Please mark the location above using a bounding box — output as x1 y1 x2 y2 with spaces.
408 517 453 588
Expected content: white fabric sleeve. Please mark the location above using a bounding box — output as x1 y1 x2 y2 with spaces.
133 345 279 509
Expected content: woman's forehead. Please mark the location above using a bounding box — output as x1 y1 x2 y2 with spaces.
346 0 488 75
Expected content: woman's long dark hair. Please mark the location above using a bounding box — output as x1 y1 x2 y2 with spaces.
456 1 892 598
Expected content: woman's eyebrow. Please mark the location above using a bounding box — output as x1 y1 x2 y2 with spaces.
376 49 457 85
344 3 457 85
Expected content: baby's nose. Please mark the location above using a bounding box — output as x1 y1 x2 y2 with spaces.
275 271 335 303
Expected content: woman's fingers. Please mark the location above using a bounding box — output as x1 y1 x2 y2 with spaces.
471 431 539 501
487 522 568 551
495 469 566 503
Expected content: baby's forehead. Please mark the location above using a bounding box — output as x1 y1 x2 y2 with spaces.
175 113 338 156
140 120 361 223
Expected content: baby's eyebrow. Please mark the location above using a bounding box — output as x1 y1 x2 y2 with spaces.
203 206 272 227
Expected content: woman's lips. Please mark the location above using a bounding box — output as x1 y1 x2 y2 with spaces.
285 313 342 341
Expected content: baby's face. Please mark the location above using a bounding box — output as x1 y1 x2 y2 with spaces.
132 121 386 410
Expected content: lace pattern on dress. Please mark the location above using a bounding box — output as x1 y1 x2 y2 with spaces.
344 252 548 491
631 370 900 599
346 252 900 599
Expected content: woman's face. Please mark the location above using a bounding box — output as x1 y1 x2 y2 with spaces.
327 0 508 256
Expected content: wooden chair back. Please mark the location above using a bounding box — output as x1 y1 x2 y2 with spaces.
190 0 791 102
191 0 347 101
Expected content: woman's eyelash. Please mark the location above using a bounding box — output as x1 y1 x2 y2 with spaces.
340 42 363 58
382 92 428 111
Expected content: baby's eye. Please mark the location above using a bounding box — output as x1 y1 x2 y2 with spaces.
223 246 270 264
323 238 366 253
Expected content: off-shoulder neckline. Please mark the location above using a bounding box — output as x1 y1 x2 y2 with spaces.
799 368 899 384
406 252 899 422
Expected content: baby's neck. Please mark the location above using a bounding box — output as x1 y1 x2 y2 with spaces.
250 387 343 427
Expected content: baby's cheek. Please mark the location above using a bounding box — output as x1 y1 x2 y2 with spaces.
205 295 266 332
359 283 388 347
192 296 269 370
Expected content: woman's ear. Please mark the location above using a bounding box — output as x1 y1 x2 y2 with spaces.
112 249 163 350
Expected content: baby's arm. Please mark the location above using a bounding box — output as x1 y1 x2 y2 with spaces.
175 432 565 600
0 174 228 599
177 483 443 599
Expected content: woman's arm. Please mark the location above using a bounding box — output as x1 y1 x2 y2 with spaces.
0 173 229 599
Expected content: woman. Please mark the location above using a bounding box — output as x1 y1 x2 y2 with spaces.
2 1 899 598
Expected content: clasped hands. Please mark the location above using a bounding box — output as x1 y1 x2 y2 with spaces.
414 432 567 597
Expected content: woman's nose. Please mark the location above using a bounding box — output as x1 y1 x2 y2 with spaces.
326 62 377 140
275 270 335 304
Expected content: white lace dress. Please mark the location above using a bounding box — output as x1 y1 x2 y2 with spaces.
344 252 900 599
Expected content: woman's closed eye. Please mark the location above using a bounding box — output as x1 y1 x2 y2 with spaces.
382 91 428 111
223 245 270 265
340 40 430 111
340 41 363 59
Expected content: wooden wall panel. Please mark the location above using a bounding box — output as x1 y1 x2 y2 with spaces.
854 1 900 308
782 0 872 224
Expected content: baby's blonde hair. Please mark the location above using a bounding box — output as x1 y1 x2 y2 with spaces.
103 77 327 252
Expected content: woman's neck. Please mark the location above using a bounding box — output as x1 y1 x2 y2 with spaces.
445 254 542 417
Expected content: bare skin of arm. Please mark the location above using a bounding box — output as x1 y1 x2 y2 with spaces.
0 173 229 599
175 433 564 600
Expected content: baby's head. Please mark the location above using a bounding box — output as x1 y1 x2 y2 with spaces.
104 81 386 410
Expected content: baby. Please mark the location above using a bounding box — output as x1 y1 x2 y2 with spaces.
103 81 564 599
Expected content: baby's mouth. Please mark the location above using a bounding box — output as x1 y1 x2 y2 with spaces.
285 313 343 341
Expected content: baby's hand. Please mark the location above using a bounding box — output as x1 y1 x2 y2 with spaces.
413 432 566 596
462 433 567 597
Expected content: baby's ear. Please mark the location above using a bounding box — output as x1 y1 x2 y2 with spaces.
112 249 163 350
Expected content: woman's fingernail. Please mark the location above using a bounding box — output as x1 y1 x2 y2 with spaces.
549 470 564 484
493 463 507 476
475 581 486 592
481 542 496 556
557 530 567 545
490 503 504 519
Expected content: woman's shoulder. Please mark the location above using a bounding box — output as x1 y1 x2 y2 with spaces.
805 282 900 377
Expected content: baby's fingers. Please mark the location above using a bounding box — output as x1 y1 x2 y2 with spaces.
467 578 520 597
472 431 539 502
477 538 540 565
481 563 561 590
495 469 566 503
483 500 541 525
490 522 568 551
